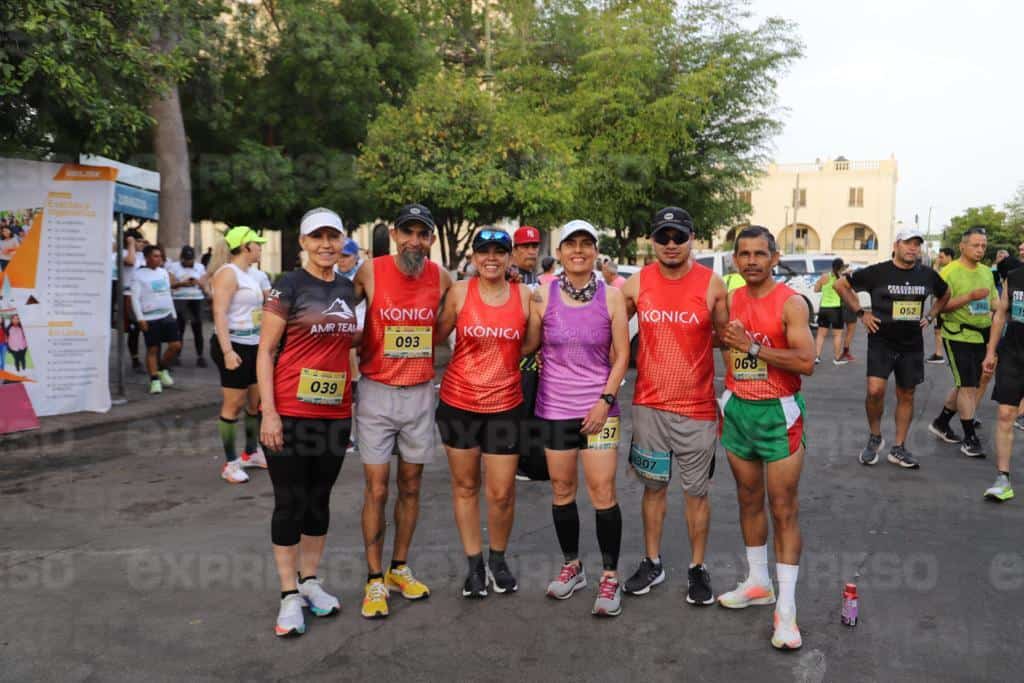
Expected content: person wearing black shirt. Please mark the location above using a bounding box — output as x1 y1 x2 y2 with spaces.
835 229 949 469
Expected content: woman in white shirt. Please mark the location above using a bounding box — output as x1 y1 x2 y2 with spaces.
130 245 183 394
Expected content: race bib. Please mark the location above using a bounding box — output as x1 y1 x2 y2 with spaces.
969 298 991 315
384 325 432 358
296 368 346 405
891 300 922 321
251 309 262 328
1012 298 1024 323
730 350 768 381
629 443 670 483
586 417 621 450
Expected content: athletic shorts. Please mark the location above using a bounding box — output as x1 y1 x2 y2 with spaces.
628 405 717 496
720 391 805 463
817 307 843 329
841 302 857 324
210 337 258 389
435 399 521 455
270 415 352 459
142 315 181 348
866 338 924 389
537 415 622 452
942 338 987 388
357 377 435 465
992 351 1024 406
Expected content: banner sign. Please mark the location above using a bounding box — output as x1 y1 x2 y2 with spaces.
114 183 159 220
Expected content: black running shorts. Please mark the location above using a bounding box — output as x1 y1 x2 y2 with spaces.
866 338 923 389
992 352 1024 406
211 337 258 389
435 400 521 455
142 315 181 348
817 307 843 330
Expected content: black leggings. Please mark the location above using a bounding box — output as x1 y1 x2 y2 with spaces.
10 348 27 372
174 300 204 355
267 416 351 546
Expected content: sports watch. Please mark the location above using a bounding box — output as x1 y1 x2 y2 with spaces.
748 342 762 359
600 393 616 406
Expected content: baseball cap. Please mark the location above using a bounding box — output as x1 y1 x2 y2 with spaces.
180 245 195 259
341 238 360 256
651 206 694 238
472 228 513 252
558 219 599 246
894 227 924 243
299 207 344 236
395 203 436 231
513 225 541 246
224 226 268 250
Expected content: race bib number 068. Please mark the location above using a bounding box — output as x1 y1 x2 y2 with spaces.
384 325 432 358
731 350 767 381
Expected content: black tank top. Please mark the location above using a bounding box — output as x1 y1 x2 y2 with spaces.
999 267 1024 356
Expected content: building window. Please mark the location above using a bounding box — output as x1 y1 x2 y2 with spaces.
792 188 806 207
739 190 752 205
848 187 864 207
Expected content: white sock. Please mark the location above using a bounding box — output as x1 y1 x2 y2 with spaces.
746 545 769 585
776 563 799 613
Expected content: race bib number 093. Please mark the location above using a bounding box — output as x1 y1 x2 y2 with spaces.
587 417 620 450
892 300 922 321
384 325 432 358
296 368 346 405
731 350 768 381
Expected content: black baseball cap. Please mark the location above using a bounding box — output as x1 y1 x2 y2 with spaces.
395 203 436 231
651 206 694 238
472 228 512 252
180 245 195 259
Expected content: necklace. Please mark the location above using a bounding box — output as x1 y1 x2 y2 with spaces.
558 271 597 302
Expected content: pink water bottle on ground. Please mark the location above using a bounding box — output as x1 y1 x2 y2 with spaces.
841 583 858 626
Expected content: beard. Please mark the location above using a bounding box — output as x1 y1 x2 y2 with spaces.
399 248 426 275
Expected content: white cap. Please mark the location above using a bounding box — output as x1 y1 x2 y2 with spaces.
300 207 344 236
895 227 924 243
558 219 599 245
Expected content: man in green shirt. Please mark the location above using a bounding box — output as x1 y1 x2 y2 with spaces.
929 227 998 457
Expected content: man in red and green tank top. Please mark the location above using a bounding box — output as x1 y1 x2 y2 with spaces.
353 203 453 619
620 207 728 605
717 226 816 651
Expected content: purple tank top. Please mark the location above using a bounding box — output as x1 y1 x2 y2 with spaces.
536 279 620 420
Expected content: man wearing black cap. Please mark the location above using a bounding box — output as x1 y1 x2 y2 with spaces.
168 245 209 367
353 203 453 619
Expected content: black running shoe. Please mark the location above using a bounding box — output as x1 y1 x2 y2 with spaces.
487 558 518 594
960 435 985 458
686 564 715 606
925 354 945 364
887 445 920 469
196 356 208 368
929 420 961 444
859 434 884 465
623 557 665 595
462 562 488 599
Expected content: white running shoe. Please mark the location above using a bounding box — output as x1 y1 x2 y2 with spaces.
771 607 802 649
158 369 174 386
275 593 306 637
240 447 268 469
148 379 163 395
717 578 776 608
298 578 340 617
221 459 249 484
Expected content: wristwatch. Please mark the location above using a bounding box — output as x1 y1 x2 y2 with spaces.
856 309 866 318
925 314 934 323
748 342 762 359
600 393 616 406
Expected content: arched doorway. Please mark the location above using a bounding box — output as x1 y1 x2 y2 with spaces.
832 223 878 251
777 224 820 253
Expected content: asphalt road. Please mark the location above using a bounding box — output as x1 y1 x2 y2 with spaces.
3 333 1023 682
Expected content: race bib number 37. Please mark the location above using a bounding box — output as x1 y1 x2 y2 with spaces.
297 368 346 405
384 325 432 358
730 350 768 381
892 300 922 321
587 417 620 450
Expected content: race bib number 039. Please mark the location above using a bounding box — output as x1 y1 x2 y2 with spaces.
587 417 620 450
892 300 922 321
296 368 346 405
731 350 768 381
384 325 432 358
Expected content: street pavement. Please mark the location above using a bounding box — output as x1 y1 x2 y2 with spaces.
2 332 1024 682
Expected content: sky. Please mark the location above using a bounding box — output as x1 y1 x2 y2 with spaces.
748 0 1024 232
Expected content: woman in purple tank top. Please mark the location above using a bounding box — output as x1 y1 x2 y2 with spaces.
525 220 630 616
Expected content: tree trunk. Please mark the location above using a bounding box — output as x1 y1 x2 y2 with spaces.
150 83 192 257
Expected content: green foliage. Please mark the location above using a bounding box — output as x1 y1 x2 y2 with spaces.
944 205 1019 263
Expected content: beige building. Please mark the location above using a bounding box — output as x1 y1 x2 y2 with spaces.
715 155 899 263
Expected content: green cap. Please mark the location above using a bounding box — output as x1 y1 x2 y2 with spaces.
224 226 268 250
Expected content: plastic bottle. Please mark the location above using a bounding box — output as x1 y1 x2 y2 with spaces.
841 583 858 626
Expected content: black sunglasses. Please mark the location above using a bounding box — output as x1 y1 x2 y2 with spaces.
652 229 691 246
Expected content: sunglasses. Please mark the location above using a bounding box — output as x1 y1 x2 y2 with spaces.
474 229 512 246
652 229 691 246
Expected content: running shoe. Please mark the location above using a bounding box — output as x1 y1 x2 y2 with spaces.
686 565 715 606
718 578 776 608
984 474 1014 502
623 557 665 595
859 434 884 466
832 357 849 366
960 435 985 458
926 354 945 364
385 564 430 600
771 607 802 650
240 447 268 469
131 357 142 372
196 356 208 368
487 558 518 594
1015 415 1024 432
591 575 622 617
842 351 856 362
298 578 340 617
158 369 174 386
814 357 821 365
463 562 488 599
928 420 961 444
221 459 249 484
274 593 306 637
887 445 920 469
546 562 587 600
148 379 163 395
361 578 389 618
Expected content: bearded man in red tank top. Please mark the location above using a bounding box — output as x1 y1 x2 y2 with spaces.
717 226 816 650
620 207 729 606
352 203 453 619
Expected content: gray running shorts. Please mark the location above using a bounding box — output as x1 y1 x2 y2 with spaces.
629 405 717 496
356 377 436 465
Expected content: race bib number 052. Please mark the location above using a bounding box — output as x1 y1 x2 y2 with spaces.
296 368 346 405
892 300 922 321
587 417 620 450
730 350 767 381
384 325 432 358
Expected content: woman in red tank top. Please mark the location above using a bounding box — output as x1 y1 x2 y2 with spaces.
435 228 535 598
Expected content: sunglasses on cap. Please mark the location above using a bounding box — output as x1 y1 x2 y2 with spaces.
473 230 513 249
652 229 691 246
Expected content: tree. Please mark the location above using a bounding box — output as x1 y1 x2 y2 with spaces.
944 205 1015 262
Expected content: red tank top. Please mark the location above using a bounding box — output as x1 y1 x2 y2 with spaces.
725 283 802 400
440 279 525 412
360 256 440 386
633 263 717 420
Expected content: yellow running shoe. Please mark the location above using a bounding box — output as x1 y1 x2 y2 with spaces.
385 564 431 600
361 578 389 619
